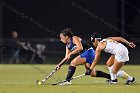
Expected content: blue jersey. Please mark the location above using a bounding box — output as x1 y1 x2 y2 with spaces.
66 38 90 53
66 37 95 64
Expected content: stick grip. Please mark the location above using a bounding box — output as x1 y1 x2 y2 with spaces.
55 57 71 70
59 58 70 67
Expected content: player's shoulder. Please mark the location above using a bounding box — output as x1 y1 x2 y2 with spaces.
73 36 79 38
72 36 81 41
100 38 108 42
98 40 106 50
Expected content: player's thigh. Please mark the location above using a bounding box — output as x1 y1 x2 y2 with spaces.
71 55 86 66
113 60 124 74
106 55 115 66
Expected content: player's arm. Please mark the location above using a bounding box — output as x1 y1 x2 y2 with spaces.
69 36 83 56
85 42 104 75
90 43 102 69
108 37 136 48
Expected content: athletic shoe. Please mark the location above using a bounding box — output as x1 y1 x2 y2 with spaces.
106 79 118 84
59 81 71 85
125 77 136 85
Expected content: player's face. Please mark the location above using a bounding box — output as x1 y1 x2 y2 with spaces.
60 34 68 43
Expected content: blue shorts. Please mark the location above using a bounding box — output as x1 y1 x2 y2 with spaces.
80 47 95 64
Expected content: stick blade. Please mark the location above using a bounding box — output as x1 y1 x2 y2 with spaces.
51 80 66 86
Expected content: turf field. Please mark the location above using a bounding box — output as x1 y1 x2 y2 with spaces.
0 64 140 93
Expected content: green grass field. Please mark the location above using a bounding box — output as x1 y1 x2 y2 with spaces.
0 64 140 93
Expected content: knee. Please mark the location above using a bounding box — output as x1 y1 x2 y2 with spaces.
106 61 113 67
70 61 77 67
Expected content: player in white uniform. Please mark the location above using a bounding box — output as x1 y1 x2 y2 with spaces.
85 32 136 85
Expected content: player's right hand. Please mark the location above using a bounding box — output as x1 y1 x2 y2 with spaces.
55 65 61 71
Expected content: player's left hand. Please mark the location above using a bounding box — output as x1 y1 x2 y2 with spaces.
85 69 92 75
66 53 72 59
128 42 136 48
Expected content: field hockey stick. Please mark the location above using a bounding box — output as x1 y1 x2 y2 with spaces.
52 73 85 85
36 58 70 85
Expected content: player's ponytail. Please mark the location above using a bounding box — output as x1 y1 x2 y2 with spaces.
60 28 74 37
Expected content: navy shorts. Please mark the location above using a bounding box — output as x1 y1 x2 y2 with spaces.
80 47 95 64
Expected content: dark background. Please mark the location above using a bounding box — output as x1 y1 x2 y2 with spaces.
1 0 140 64
2 0 140 38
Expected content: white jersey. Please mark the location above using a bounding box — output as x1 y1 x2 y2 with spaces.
100 39 129 62
100 39 120 54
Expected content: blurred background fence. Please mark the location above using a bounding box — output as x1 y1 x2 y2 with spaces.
0 38 140 64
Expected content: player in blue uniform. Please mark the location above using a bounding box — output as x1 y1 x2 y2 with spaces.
55 28 110 85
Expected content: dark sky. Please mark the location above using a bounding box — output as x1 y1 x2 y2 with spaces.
2 0 140 39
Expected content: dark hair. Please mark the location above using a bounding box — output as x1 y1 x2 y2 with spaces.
91 32 102 42
60 28 74 37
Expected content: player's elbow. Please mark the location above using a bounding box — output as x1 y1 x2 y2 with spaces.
77 47 83 52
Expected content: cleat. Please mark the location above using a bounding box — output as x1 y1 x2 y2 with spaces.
59 81 71 86
106 79 118 84
125 77 136 85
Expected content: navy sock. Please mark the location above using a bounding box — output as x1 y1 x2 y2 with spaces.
96 70 110 79
66 66 76 82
